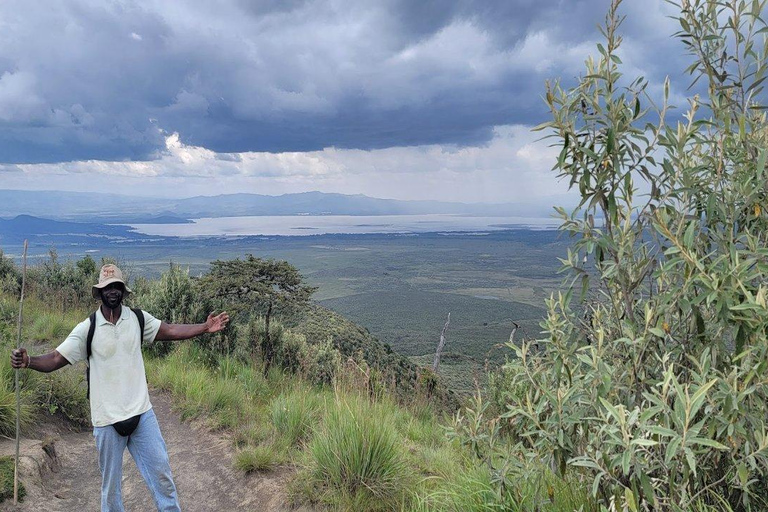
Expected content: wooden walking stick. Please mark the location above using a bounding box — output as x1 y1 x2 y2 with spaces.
14 240 28 505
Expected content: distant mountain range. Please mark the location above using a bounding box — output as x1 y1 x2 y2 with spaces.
0 189 556 222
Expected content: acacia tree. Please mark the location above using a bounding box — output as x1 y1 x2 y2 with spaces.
201 255 316 374
482 0 768 510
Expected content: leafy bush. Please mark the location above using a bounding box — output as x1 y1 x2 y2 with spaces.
134 263 198 325
26 251 99 310
484 1 768 510
0 250 20 297
275 330 304 374
299 337 341 387
133 263 203 356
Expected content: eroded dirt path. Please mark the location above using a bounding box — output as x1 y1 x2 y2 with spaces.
0 391 302 511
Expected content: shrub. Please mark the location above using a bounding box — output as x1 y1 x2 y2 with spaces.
275 330 304 374
299 337 341 387
0 250 20 297
484 1 768 510
26 251 99 310
133 263 202 357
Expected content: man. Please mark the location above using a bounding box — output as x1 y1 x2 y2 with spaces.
10 264 229 512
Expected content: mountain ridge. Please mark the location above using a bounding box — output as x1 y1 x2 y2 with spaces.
0 189 557 220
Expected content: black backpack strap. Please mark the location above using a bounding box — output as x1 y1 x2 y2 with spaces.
131 308 145 345
85 308 145 400
86 311 97 399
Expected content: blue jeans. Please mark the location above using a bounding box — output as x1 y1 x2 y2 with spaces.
93 408 181 512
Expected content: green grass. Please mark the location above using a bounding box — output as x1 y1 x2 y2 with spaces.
29 312 76 343
271 387 322 447
0 455 25 503
146 345 251 426
305 394 412 511
234 445 282 473
144 343 599 512
410 465 598 512
39 368 90 426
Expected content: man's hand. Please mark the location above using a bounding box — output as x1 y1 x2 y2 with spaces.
10 349 69 373
10 348 29 369
205 312 230 334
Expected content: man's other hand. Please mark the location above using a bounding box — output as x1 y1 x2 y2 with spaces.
205 312 230 334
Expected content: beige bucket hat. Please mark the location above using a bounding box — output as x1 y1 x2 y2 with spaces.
92 264 133 299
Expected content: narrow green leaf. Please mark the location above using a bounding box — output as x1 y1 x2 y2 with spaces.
631 438 659 447
756 149 766 180
625 488 637 512
738 463 749 486
689 438 728 450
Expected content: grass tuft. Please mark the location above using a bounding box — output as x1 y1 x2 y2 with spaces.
0 455 24 503
306 394 411 511
271 388 321 448
234 445 281 473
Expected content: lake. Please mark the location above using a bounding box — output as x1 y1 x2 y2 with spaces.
127 214 559 237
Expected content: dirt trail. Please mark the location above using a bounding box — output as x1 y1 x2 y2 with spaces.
0 391 306 511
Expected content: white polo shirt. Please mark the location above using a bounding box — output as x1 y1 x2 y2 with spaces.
56 307 161 427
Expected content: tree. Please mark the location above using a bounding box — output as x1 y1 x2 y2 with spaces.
200 255 316 374
486 0 768 509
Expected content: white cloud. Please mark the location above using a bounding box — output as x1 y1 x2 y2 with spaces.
1 125 573 205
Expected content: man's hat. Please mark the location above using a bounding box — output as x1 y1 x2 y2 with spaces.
92 264 132 299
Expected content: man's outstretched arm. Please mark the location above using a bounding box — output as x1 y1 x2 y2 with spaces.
11 349 70 373
155 312 229 341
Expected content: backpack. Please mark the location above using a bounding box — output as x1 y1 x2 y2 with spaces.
85 308 145 400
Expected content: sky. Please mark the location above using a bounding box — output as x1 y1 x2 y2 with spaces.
0 0 691 204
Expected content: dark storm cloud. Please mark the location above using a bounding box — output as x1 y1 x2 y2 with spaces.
0 0 687 164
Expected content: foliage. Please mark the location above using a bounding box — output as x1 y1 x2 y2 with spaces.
305 394 412 511
298 336 342 387
200 255 316 374
234 445 280 473
271 388 321 447
40 369 90 427
27 251 100 310
0 456 24 504
133 263 203 356
483 0 768 510
0 249 20 297
133 263 198 322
